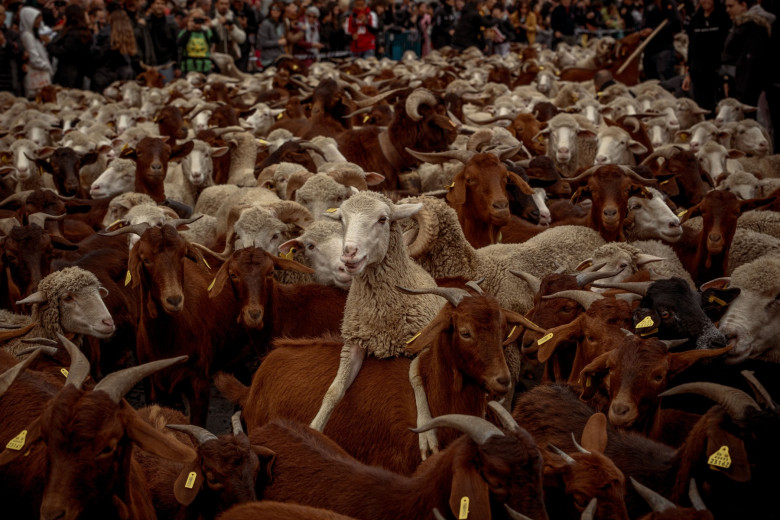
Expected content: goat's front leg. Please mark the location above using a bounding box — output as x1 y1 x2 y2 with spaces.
410 355 438 460
310 342 365 432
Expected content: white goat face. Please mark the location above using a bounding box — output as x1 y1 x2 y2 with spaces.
628 189 682 242
532 188 551 225
183 148 212 186
60 286 115 338
90 161 135 199
720 286 780 364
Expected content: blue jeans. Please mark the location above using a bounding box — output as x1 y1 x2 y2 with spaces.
354 49 375 58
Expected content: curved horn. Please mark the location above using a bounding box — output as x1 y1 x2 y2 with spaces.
99 222 153 237
510 270 541 295
623 116 641 134
405 89 437 121
630 477 676 512
411 413 504 446
659 382 760 422
0 348 41 398
547 444 575 464
404 147 475 165
466 114 517 125
231 411 245 436
464 280 484 295
433 508 448 520
93 355 189 404
488 401 520 432
564 165 600 184
56 333 91 391
688 479 707 511
210 126 246 137
581 498 597 520
191 239 234 262
167 215 204 229
396 285 472 308
741 370 778 411
327 169 368 191
268 200 314 229
27 212 66 229
660 339 689 349
590 281 652 297
467 129 495 151
166 424 218 445
406 204 439 258
576 266 625 287
0 191 33 208
542 290 604 311
353 88 405 108
639 146 682 166
571 432 591 454
343 106 374 119
15 345 59 357
621 166 658 186
504 505 535 520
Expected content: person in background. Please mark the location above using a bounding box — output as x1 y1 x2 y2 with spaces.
283 1 303 53
639 0 682 80
298 5 323 62
720 0 772 106
319 1 348 52
682 0 730 111
231 0 257 70
0 4 23 95
551 0 577 48
346 0 378 57
92 9 140 91
19 6 54 98
48 3 93 89
451 0 496 49
257 1 285 67
88 4 108 33
212 0 246 62
417 0 432 55
145 0 179 82
177 7 220 73
372 0 387 56
489 1 513 54
431 0 456 48
619 0 641 30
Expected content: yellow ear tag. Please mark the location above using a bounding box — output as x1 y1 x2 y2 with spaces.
405 331 422 344
6 430 27 451
325 208 338 213
279 247 296 260
185 471 198 489
635 316 655 329
203 257 211 270
458 496 470 519
124 270 132 286
208 276 217 292
363 115 370 124
539 66 545 71
121 142 129 152
23 449 31 457
677 209 687 218
497 232 502 244
60 368 69 378
585 375 592 387
276 113 284 120
639 327 659 337
537 332 554 345
445 182 455 190
506 325 517 341
708 445 732 469
258 139 269 145
659 178 671 185
708 295 727 306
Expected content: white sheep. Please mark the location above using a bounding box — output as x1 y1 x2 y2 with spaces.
2 267 115 357
594 126 648 165
194 184 242 216
90 158 137 199
623 187 683 242
536 113 598 177
578 241 694 289
278 220 352 289
696 140 743 182
164 139 229 207
732 210 780 241
715 97 756 125
718 254 780 364
725 119 773 157
101 192 156 228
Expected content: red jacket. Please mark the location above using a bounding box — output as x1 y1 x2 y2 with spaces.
346 8 378 53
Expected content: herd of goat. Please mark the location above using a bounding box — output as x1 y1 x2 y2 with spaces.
0 41 779 520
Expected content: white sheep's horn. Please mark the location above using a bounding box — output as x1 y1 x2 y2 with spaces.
405 88 437 121
396 285 472 308
688 479 707 511
630 477 676 512
504 504 535 520
542 290 604 311
167 424 218 445
231 411 245 436
591 281 652 296
27 212 67 229
411 413 504 446
635 254 666 267
56 333 92 391
575 265 624 287
464 280 484 295
510 270 541 294
547 443 575 464
571 432 591 454
488 401 520 432
16 291 47 305
99 222 153 237
581 498 597 520
94 355 188 404
0 348 41 398
404 148 475 165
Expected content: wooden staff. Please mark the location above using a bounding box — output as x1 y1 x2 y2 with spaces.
616 3 684 76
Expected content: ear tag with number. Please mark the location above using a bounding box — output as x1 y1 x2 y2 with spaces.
325 208 338 213
708 295 727 306
708 445 732 469
6 430 27 451
458 497 470 519
60 368 69 378
537 332 554 345
635 316 655 329
185 471 198 489
124 270 132 286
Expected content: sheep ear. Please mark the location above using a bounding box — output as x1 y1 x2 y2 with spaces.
252 445 276 484
16 291 47 305
173 460 203 506
508 172 534 195
365 172 385 186
0 417 42 466
581 412 608 453
271 255 315 274
391 202 423 221
405 313 450 355
211 146 230 158
278 239 302 256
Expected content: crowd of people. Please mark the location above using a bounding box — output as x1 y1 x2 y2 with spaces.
0 0 778 130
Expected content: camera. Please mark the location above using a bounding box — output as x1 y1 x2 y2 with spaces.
193 16 206 23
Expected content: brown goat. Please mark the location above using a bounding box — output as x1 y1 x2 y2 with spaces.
217 502 359 520
0 335 196 520
35 147 99 198
510 113 547 156
121 137 194 203
217 284 541 475
249 411 548 520
156 106 190 144
641 147 711 208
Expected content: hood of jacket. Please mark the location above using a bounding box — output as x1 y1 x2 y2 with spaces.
735 6 774 35
20 6 41 34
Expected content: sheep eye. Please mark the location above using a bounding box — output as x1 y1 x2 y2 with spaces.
307 244 315 250
272 234 279 240
378 216 388 224
62 294 75 303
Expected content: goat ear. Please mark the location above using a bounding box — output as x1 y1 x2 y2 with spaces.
0 417 42 466
252 445 276 484
272 255 315 274
34 158 52 174
569 186 590 205
208 260 231 299
449 464 491 520
705 424 750 482
581 412 608 453
81 152 100 167
667 345 732 378
122 407 196 463
119 146 137 160
446 172 468 206
678 203 701 224
170 141 195 163
185 244 206 266
537 317 583 363
173 460 204 506
211 146 230 158
127 245 143 289
739 196 774 213
405 313 450 355
578 350 612 401
508 172 535 195
392 202 423 221
503 310 543 345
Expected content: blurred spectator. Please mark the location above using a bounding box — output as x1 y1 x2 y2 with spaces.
283 2 303 53
92 9 139 91
145 0 179 81
346 0 379 57
619 0 641 31
639 0 682 81
19 6 54 98
372 0 387 56
416 1 432 55
683 0 730 111
257 1 285 67
431 0 456 49
489 1 513 54
551 0 577 47
177 7 220 73
298 5 323 62
88 4 107 33
452 0 496 50
231 0 257 71
49 4 93 89
0 4 23 94
320 1 348 52
602 1 625 30
720 0 772 105
212 0 246 61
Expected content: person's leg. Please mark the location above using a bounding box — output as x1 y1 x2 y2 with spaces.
656 49 676 81
642 50 659 80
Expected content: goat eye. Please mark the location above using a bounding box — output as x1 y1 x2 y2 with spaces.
660 310 670 319
378 216 388 224
654 374 664 382
97 444 116 458
460 330 471 338
142 258 151 266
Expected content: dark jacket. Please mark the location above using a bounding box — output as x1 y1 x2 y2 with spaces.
432 3 456 49
721 9 772 105
48 26 92 88
451 3 496 50
91 26 141 92
642 0 682 55
686 6 730 81
551 4 577 36
146 13 180 65
0 27 23 94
